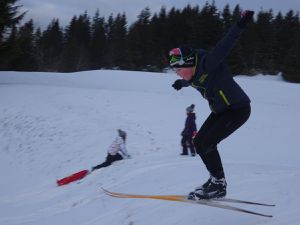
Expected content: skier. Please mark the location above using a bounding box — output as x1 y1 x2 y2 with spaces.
180 104 197 157
91 129 130 171
169 10 254 200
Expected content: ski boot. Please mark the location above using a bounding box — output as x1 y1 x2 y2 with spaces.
188 176 227 200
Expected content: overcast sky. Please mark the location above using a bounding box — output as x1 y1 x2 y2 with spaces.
18 0 300 29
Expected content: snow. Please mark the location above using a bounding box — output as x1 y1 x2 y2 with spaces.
0 70 300 225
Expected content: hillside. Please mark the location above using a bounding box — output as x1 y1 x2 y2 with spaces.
0 70 299 225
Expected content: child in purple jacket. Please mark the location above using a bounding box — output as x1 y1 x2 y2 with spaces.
180 104 197 156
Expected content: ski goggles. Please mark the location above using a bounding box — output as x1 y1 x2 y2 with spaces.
169 48 185 67
169 47 195 68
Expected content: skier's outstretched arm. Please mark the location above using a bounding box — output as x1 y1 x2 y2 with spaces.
205 10 254 72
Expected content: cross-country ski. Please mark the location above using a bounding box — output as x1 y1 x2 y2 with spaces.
102 189 274 218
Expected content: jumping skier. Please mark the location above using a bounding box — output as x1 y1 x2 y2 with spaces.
169 10 254 200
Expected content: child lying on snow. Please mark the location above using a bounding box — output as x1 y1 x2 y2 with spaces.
91 129 130 171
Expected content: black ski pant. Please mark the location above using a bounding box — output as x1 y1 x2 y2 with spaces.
181 135 195 155
193 104 251 179
92 153 123 170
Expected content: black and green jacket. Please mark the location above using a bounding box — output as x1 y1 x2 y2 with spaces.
180 23 251 114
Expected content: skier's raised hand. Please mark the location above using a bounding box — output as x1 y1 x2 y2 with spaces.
238 10 254 28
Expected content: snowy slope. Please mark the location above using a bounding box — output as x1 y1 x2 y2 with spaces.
0 70 299 225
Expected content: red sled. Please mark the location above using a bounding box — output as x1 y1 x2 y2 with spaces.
57 169 90 186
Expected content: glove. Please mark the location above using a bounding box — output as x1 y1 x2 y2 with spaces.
237 10 254 28
172 79 183 91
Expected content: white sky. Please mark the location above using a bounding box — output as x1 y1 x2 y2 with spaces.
18 0 300 29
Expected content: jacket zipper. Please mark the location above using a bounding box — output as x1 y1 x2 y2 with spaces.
219 90 230 106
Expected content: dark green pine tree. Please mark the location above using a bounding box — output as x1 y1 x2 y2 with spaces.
163 7 185 50
221 4 233 32
281 11 300 82
282 31 300 82
59 16 77 72
127 7 152 70
0 0 26 42
60 12 91 72
0 25 18 69
89 10 107 69
179 4 200 47
33 27 42 69
37 19 63 71
106 13 128 69
0 0 26 69
148 7 169 71
252 10 276 74
279 11 298 74
193 2 222 49
272 12 285 73
8 19 38 71
105 14 114 68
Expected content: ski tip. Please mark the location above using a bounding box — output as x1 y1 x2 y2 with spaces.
101 187 109 193
101 187 112 196
262 214 273 218
101 187 116 196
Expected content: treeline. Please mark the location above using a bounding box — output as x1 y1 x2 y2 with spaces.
1 1 300 82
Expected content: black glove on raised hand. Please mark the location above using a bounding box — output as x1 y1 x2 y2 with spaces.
237 10 254 28
172 79 183 91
